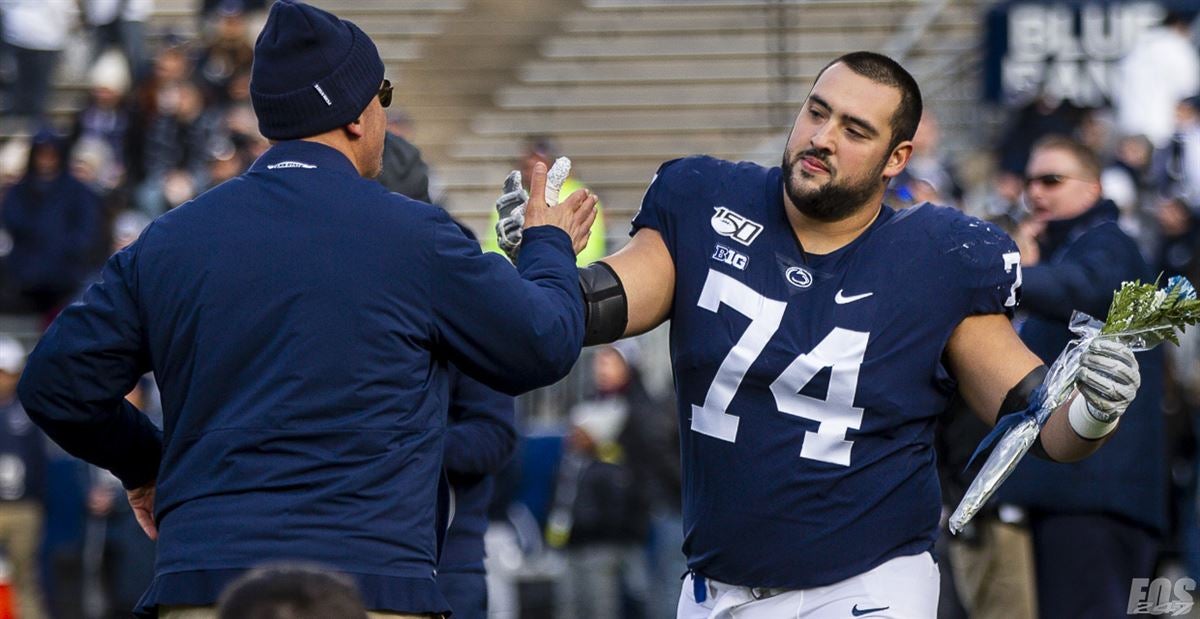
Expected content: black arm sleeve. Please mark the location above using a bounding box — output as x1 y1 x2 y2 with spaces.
580 261 628 346
996 364 1054 461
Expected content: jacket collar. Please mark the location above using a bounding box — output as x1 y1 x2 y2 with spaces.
1041 199 1119 253
249 140 361 178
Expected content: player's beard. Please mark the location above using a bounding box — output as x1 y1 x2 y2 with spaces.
782 148 888 222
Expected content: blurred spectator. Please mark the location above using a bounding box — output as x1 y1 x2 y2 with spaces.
994 93 1085 178
127 41 192 189
438 368 517 619
937 394 1037 619
548 345 651 619
110 210 149 254
1157 196 1199 288
219 68 268 159
0 0 74 122
888 111 961 209
69 49 134 252
483 136 607 265
1100 134 1156 245
999 135 1166 618
387 109 418 144
200 0 268 29
204 138 246 190
136 80 219 214
194 1 253 105
217 564 369 619
380 132 432 204
1 128 102 315
978 168 1026 233
1077 108 1116 160
1151 96 1200 210
595 341 682 619
83 379 158 619
0 335 47 619
1115 11 1200 149
70 50 133 180
82 0 153 82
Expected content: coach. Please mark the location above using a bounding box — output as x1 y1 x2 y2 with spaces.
16 2 596 618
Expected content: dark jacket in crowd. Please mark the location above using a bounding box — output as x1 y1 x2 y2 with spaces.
17 140 585 616
566 457 650 547
441 367 516 574
379 132 432 205
997 200 1167 535
615 373 680 514
1 148 101 301
0 398 46 504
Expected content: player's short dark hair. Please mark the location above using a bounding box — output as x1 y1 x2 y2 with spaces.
813 51 923 151
1030 135 1102 181
217 564 369 619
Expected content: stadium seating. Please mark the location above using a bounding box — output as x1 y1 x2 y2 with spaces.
24 0 988 240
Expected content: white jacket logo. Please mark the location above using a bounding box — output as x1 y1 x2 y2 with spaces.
711 207 763 246
267 161 318 170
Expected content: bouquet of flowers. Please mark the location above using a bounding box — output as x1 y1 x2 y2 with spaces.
950 275 1200 534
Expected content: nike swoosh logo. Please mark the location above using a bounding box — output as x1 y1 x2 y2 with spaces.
851 605 890 617
835 290 874 304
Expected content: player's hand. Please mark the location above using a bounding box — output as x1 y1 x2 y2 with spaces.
126 482 158 540
1075 338 1140 422
494 171 528 261
524 162 598 257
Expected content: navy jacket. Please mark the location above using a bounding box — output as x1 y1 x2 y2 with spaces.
440 368 515 575
17 141 585 615
997 200 1167 534
1 171 100 293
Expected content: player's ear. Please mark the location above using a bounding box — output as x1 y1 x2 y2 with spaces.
882 140 914 180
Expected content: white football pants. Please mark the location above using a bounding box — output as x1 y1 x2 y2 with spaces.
676 552 940 619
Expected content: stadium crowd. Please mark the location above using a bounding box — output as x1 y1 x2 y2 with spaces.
0 0 1195 617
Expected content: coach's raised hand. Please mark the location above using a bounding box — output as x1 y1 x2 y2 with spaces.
523 161 598 256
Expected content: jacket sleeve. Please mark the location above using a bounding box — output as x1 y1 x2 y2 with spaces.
428 210 585 395
1021 226 1141 322
16 242 161 490
443 368 517 476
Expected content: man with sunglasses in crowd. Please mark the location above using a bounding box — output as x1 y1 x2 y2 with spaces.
15 1 598 617
994 135 1165 618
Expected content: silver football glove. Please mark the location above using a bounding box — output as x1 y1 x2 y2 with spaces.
1070 338 1140 438
494 171 528 262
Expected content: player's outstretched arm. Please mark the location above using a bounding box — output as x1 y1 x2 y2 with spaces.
594 227 675 340
945 313 1135 462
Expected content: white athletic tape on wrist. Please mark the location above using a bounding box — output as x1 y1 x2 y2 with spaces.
1068 395 1119 440
544 157 571 207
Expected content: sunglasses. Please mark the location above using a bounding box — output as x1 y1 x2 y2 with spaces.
1024 173 1077 189
377 79 393 108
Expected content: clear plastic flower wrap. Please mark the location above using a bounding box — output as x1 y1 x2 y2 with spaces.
949 276 1200 535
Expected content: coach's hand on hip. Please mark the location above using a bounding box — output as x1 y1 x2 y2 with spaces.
522 161 598 256
127 482 158 540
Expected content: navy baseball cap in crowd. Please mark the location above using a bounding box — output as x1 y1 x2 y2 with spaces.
249 0 385 140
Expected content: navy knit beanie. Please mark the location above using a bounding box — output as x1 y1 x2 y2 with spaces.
250 0 385 140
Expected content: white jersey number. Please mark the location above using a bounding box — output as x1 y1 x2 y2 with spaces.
1002 251 1022 308
691 269 869 466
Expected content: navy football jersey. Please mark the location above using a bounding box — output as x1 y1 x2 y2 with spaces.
631 156 1020 589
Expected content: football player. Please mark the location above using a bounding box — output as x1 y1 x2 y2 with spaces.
498 51 1140 618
